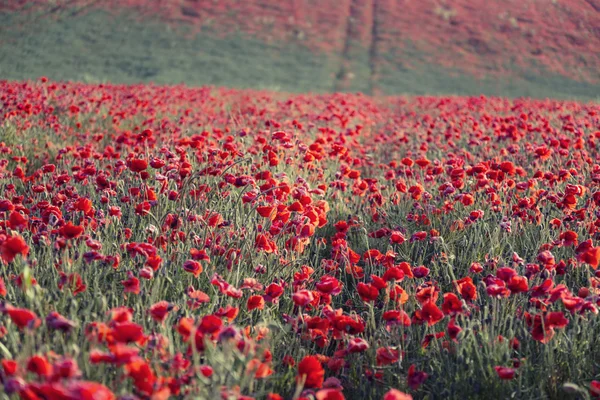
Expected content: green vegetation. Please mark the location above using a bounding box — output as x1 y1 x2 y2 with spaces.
1 8 599 99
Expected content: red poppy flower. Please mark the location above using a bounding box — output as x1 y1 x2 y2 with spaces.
125 358 155 395
1 235 29 263
66 381 115 400
3 305 40 329
376 347 399 366
59 222 85 239
8 210 28 230
149 301 174 323
347 337 369 353
46 311 77 332
383 389 413 400
576 240 600 269
292 289 315 307
128 158 148 173
111 322 145 343
255 233 277 253
407 364 428 390
1 359 17 376
454 277 477 301
121 274 141 295
316 389 345 400
420 301 444 326
297 355 324 389
264 283 284 303
183 260 203 277
357 282 379 302
316 275 343 295
27 355 53 378
383 310 411 327
74 197 93 215
390 231 406 244
247 295 265 311
246 358 274 379
442 293 463 315
198 315 222 334
494 366 516 380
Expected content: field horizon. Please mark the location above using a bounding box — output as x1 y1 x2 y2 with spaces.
1 0 600 99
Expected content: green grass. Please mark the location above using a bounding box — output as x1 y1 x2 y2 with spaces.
1 8 599 99
0 9 339 92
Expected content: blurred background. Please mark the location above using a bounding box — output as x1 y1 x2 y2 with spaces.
1 0 599 99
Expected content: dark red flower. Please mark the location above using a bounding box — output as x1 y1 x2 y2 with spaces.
407 364 428 390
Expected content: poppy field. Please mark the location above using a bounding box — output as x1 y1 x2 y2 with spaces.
0 78 600 399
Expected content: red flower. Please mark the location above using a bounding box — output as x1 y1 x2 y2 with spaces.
559 230 578 247
316 389 345 400
494 366 516 380
357 282 379 302
442 293 463 315
297 355 324 389
576 240 600 269
454 277 477 301
413 266 430 278
247 295 265 311
149 301 174 323
46 311 77 332
1 235 29 263
383 389 413 400
59 222 85 239
537 251 555 268
376 347 399 366
125 358 155 395
292 289 315 307
264 283 284 303
257 205 277 220
128 158 148 173
316 275 342 295
198 315 222 334
246 359 274 379
8 211 28 230
507 276 528 294
74 197 93 215
347 337 369 353
121 274 140 295
255 233 277 253
3 305 40 329
525 311 569 343
27 355 53 378
111 322 145 343
420 301 444 326
1 359 17 376
383 310 411 327
66 381 115 400
447 318 462 341
183 260 203 277
407 364 428 390
390 231 406 244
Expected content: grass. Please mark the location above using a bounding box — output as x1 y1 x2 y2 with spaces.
1 8 600 99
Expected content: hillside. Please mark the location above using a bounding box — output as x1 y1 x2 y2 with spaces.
1 0 599 98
